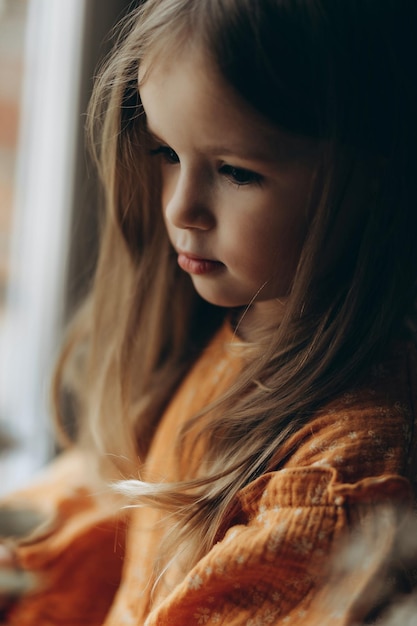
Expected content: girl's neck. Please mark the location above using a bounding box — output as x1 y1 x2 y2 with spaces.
232 299 287 343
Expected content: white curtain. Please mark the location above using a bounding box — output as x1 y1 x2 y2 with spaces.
0 0 87 494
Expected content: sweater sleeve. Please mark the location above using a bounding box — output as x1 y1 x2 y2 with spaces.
143 356 417 626
144 467 412 626
0 449 128 626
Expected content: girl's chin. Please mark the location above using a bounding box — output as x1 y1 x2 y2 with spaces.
190 281 249 309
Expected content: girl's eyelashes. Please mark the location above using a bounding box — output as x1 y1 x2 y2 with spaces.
149 144 263 187
149 145 179 164
219 164 263 187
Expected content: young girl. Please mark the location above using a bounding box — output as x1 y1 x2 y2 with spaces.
1 0 417 624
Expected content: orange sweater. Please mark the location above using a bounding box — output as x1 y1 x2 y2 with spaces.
2 322 417 625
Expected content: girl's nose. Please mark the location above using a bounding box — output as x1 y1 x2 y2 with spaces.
163 169 215 231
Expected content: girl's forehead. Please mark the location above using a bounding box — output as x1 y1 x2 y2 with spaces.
139 50 256 134
138 37 206 86
139 49 319 166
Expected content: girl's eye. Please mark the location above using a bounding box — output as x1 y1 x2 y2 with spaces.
219 164 262 187
149 145 179 164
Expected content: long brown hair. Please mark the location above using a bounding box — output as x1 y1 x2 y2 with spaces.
53 0 417 577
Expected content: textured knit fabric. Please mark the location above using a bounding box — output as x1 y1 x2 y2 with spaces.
1 321 417 625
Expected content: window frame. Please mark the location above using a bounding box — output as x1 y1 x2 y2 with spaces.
0 0 133 494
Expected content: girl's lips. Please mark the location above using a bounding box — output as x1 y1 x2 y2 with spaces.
177 252 223 275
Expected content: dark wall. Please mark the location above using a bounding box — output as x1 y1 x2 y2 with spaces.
65 1 138 318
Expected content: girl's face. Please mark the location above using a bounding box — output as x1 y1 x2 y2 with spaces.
139 51 317 326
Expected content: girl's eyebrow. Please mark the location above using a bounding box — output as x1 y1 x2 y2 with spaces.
145 122 277 163
144 116 275 161
144 119 316 164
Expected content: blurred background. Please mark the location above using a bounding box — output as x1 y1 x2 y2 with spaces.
0 0 135 494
